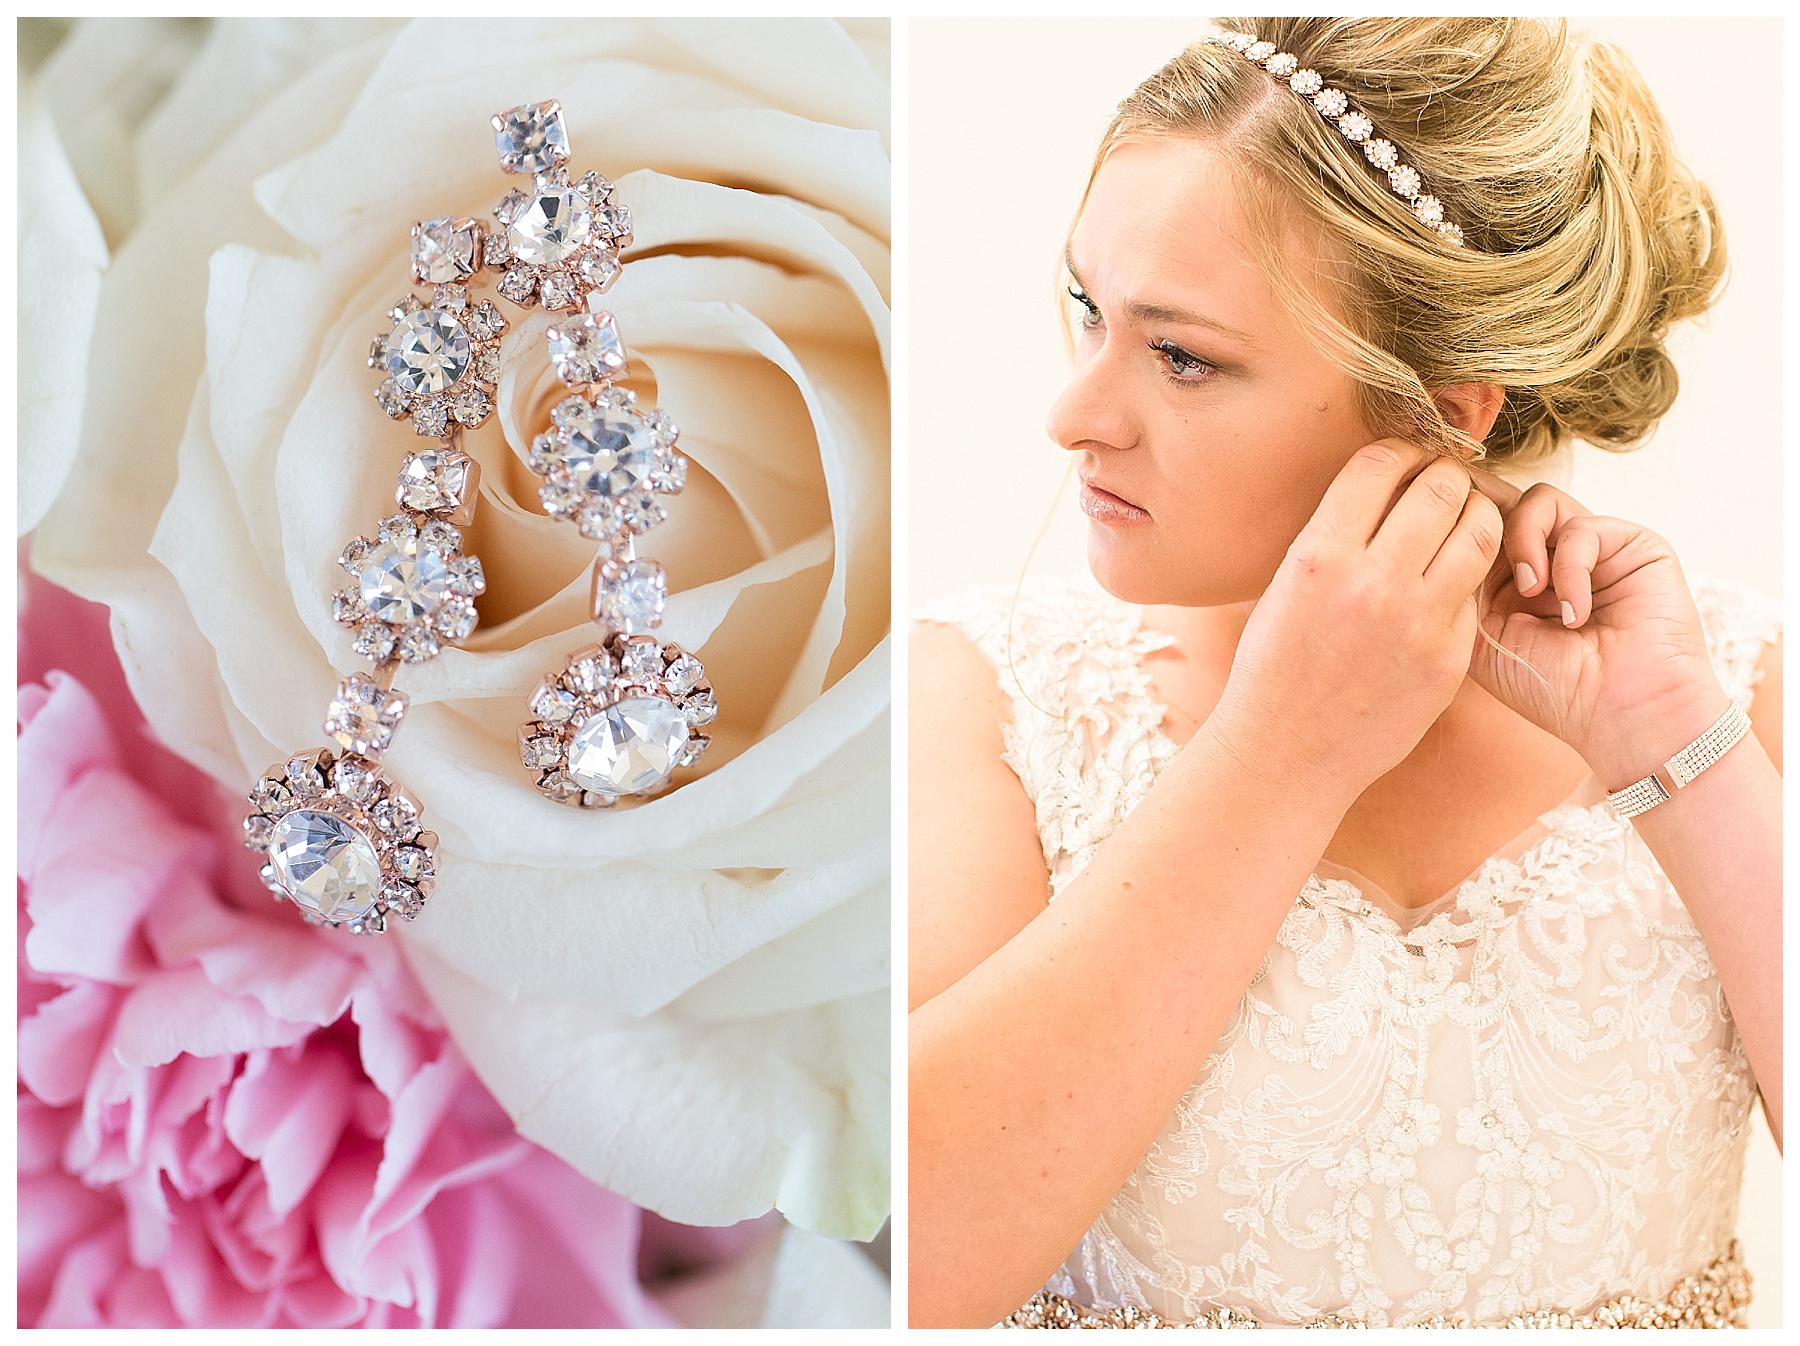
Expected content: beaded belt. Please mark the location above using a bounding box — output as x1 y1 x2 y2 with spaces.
1002 1241 1749 1329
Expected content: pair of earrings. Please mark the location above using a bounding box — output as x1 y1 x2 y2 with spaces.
243 100 714 934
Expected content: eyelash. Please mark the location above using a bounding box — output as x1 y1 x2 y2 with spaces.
1067 285 1217 385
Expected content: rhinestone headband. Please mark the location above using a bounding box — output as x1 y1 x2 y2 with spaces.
1212 30 1466 248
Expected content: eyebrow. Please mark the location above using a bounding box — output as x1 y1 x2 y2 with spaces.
1065 252 1260 348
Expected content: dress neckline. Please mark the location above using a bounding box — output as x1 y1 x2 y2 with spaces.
1122 594 1607 933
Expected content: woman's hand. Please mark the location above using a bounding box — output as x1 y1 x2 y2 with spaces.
1210 440 1504 804
1465 474 1731 789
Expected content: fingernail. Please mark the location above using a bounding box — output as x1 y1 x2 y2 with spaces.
1561 600 1577 627
1515 563 1537 593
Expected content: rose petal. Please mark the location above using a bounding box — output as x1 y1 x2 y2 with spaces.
17 79 109 533
408 944 888 1237
26 16 892 1250
758 1223 891 1327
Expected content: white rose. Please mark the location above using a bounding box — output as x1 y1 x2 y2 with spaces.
23 16 890 1246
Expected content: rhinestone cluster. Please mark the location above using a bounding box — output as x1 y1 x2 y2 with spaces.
369 287 508 436
476 99 715 809
247 439 488 931
485 102 628 314
243 748 437 935
532 386 688 546
517 633 715 807
1213 30 1466 248
331 505 487 667
1001 1241 1750 1328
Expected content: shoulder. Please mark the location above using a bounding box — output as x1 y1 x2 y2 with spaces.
914 577 1139 667
1690 575 1782 771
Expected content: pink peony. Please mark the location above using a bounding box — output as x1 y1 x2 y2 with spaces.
17 571 764 1326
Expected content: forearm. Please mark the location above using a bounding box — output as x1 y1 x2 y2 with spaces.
908 724 1348 1327
1620 731 1782 1145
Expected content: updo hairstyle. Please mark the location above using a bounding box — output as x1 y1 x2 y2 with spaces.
1087 18 1725 464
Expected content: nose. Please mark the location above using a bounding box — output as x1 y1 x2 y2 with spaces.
1045 338 1138 457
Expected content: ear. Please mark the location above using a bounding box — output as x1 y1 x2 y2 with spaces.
1432 383 1506 444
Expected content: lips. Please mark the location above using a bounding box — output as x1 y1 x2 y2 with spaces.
1078 476 1151 525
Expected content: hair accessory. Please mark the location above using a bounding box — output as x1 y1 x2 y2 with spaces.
1212 30 1466 248
1604 701 1752 818
477 100 715 808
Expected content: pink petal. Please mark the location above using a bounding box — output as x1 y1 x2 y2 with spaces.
349 980 437 1099
156 1194 270 1327
423 1180 519 1327
363 1055 530 1245
69 1046 155 1182
203 1167 298 1295
35 1224 129 1327
277 1269 367 1328
224 1039 355 1217
146 890 360 1028
18 1093 77 1175
17 1172 120 1311
111 964 314 1068
497 1148 675 1327
17 673 122 875
105 1265 182 1326
24 764 212 986
19 979 120 1106
314 1144 437 1318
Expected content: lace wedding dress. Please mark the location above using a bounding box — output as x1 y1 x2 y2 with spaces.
923 576 1779 1328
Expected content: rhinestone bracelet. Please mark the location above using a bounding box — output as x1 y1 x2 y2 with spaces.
1604 702 1753 819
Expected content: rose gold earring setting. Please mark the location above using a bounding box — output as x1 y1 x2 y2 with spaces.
475 101 715 808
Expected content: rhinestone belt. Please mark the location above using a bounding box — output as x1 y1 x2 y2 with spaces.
1002 1241 1749 1329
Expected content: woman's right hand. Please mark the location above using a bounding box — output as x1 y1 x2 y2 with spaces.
1207 440 1505 804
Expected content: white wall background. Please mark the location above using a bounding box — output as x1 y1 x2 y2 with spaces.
908 17 1781 1325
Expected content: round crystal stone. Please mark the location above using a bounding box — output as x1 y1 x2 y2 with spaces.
359 535 451 624
508 189 594 266
555 403 657 496
383 308 470 396
568 696 690 798
268 810 382 922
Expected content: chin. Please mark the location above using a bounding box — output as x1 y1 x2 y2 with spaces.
1085 527 1264 609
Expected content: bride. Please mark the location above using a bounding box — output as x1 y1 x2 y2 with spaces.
908 19 1781 1329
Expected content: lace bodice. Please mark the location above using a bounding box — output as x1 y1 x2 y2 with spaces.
923 576 1779 1328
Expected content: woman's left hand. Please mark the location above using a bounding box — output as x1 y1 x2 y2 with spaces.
1464 472 1732 789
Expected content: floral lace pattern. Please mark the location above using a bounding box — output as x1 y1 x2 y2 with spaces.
922 575 1779 1328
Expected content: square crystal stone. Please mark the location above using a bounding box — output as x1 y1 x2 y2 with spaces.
411 401 449 437
593 559 667 635
493 100 569 175
547 311 627 386
324 674 409 759
396 448 475 518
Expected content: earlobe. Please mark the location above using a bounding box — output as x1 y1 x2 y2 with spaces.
1432 383 1507 444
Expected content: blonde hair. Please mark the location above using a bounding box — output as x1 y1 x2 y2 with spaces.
1082 18 1726 464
